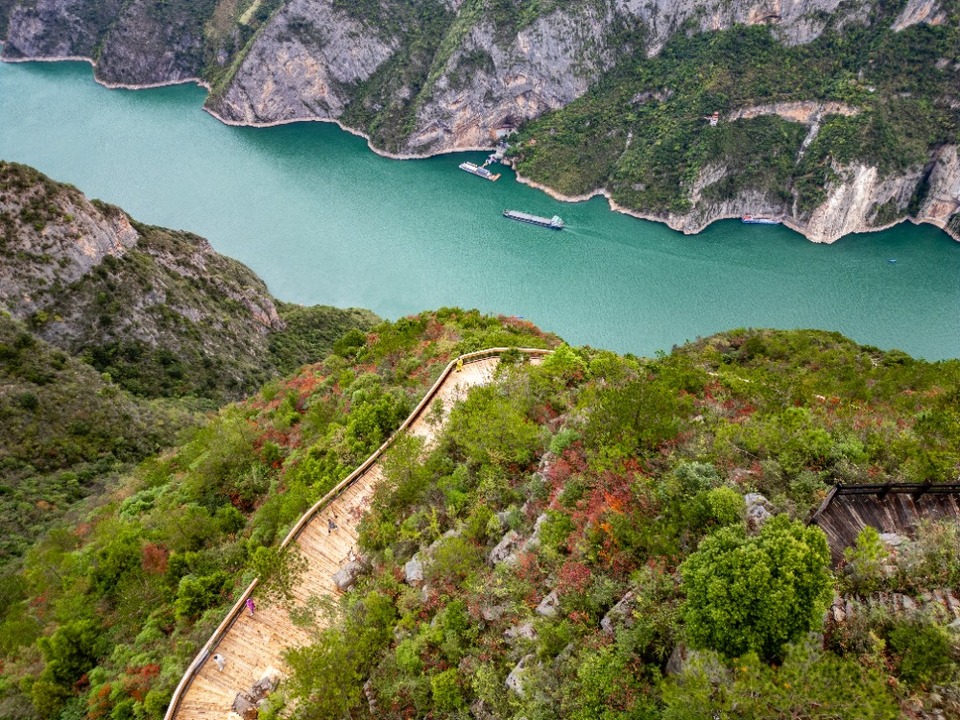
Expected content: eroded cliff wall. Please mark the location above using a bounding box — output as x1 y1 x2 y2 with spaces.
3 0 957 242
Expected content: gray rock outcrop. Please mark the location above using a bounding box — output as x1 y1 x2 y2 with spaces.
536 589 560 617
404 555 424 585
504 621 536 643
333 559 364 591
744 493 774 529
211 0 398 124
3 0 123 59
505 653 535 697
95 0 206 86
600 590 636 635
489 530 523 566
916 145 960 241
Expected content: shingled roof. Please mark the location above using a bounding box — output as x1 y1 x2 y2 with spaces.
809 482 960 565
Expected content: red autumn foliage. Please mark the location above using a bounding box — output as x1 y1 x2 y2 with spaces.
122 664 161 703
557 561 592 595
141 542 169 574
530 401 561 426
546 444 588 505
87 683 113 720
513 551 546 596
424 318 444 340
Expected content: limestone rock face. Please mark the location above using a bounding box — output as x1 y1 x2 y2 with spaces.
402 5 615 154
803 162 927 243
3 0 955 243
3 0 123 59
211 0 398 124
637 144 960 244
892 0 949 31
95 0 206 86
209 0 882 152
617 0 851 53
917 145 960 241
3 0 206 87
0 175 139 318
0 162 291 399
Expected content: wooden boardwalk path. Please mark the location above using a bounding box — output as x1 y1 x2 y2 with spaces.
166 349 547 719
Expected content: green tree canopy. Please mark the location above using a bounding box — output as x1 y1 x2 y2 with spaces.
679 515 832 660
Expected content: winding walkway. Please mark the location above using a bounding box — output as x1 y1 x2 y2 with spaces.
165 349 548 719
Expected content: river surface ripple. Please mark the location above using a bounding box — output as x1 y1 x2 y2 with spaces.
1 61 958 359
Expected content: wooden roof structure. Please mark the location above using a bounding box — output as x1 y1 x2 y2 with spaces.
809 482 960 564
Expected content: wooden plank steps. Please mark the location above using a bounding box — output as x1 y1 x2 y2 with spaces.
829 588 960 624
166 351 548 720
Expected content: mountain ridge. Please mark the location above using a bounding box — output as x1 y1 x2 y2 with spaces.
0 161 378 402
2 0 957 243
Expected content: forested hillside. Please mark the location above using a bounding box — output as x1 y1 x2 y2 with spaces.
3 0 957 242
0 313 194 575
0 161 378 589
2 312 958 720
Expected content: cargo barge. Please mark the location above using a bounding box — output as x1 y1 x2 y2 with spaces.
503 210 564 230
741 215 779 225
459 161 500 181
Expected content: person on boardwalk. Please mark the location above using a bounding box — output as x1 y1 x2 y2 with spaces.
456 358 463 373
212 653 226 672
246 597 255 617
328 516 338 534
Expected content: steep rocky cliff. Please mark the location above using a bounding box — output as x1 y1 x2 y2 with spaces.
614 139 960 244
207 0 882 150
3 0 124 59
2 0 957 242
0 162 377 399
3 0 213 85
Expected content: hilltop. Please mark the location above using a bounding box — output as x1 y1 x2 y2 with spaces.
2 0 958 242
1 309 958 719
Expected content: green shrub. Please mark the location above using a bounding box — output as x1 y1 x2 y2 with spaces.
174 572 228 620
888 620 957 689
680 515 832 660
430 668 464 713
842 526 886 595
662 641 899 720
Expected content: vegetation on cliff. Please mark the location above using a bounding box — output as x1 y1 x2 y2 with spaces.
0 161 378 403
4 1 957 237
271 328 960 720
0 313 194 575
2 313 959 720
0 309 555 720
512 17 959 220
0 161 376 583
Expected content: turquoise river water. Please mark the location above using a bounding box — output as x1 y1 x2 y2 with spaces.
1 61 958 358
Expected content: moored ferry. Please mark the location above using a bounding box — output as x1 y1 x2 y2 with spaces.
459 161 500 181
741 215 779 225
